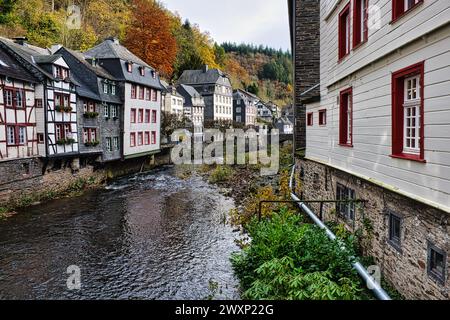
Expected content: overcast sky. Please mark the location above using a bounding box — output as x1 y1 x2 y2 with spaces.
160 0 291 51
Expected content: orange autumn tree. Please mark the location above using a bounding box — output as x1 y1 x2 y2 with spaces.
125 0 177 78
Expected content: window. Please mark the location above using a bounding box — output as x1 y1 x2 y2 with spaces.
127 62 133 73
146 88 150 101
131 85 137 99
103 83 108 94
392 0 422 22
145 110 150 123
145 132 150 145
111 84 116 96
353 0 368 47
88 102 95 113
388 211 402 251
5 89 13 107
140 67 145 76
427 243 446 285
151 131 156 144
55 93 70 107
307 112 313 126
111 105 118 119
151 71 156 79
391 62 424 162
106 137 112 152
131 109 136 123
138 109 144 123
336 183 356 221
339 88 353 147
138 132 143 146
83 128 97 143
152 110 157 123
55 124 71 141
16 90 24 108
38 133 44 144
338 3 351 60
130 133 136 147
319 109 327 126
104 105 109 118
139 86 144 100
6 126 15 145
152 89 157 102
113 137 119 150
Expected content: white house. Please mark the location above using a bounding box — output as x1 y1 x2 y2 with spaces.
290 0 450 299
85 38 162 160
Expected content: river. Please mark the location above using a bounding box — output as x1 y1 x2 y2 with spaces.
0 166 240 300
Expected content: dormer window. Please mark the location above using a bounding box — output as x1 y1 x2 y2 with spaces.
140 67 145 76
151 71 156 79
55 66 69 80
111 84 116 95
103 83 108 94
127 62 133 73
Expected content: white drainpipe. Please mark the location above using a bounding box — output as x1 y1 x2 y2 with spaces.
289 166 391 300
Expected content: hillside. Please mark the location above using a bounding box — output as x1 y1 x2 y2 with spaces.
0 0 293 106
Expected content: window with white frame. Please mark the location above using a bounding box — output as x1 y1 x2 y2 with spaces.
18 127 26 144
6 126 15 145
111 105 118 118
113 137 119 150
5 90 13 107
104 105 109 118
106 137 112 151
403 75 421 155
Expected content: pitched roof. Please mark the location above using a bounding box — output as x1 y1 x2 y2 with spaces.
178 68 229 85
85 38 151 68
179 84 202 98
33 54 61 64
0 47 39 83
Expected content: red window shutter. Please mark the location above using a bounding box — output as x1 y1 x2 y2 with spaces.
363 0 369 41
392 0 404 20
339 93 347 144
353 0 362 47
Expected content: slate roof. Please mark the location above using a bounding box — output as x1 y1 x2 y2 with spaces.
85 38 151 68
178 68 230 86
177 84 204 108
179 84 202 99
33 54 62 64
0 47 39 83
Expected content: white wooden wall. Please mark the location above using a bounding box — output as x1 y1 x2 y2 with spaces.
306 1 450 212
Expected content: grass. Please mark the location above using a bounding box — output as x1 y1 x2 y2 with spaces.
208 165 234 184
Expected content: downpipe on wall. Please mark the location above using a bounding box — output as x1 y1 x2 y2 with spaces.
289 165 391 301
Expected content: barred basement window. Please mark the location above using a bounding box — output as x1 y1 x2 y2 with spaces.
427 243 447 285
388 211 402 251
336 183 356 221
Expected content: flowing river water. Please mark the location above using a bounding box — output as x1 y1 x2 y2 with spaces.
0 166 241 300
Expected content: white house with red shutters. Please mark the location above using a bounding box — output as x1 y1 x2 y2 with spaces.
85 38 162 160
290 0 450 299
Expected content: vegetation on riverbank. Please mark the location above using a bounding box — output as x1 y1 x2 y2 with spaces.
231 208 370 300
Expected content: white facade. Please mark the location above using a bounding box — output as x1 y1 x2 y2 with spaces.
123 83 161 158
306 0 450 212
214 84 233 122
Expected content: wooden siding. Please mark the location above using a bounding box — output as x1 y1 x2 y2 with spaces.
307 9 450 211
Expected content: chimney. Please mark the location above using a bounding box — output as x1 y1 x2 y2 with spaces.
13 37 28 46
202 64 209 73
106 37 120 45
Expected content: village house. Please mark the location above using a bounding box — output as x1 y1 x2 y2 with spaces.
178 65 233 123
0 46 40 162
289 0 450 299
0 38 79 162
85 38 162 160
256 101 274 123
161 80 185 118
274 116 294 135
177 84 205 143
233 89 258 127
56 47 123 163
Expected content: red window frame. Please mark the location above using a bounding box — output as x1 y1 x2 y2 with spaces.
6 125 27 146
146 88 150 101
55 93 70 107
151 131 156 144
83 128 97 143
145 110 151 123
130 132 136 147
55 123 71 141
4 88 25 109
35 99 43 108
138 109 144 123
391 61 425 162
152 110 157 123
130 108 136 123
137 132 143 146
319 109 327 126
131 85 137 99
145 132 150 145
152 89 157 102
307 113 314 126
339 87 353 147
392 0 423 23
139 86 144 100
353 0 368 48
338 3 351 61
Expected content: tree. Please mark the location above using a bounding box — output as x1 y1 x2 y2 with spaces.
125 0 177 78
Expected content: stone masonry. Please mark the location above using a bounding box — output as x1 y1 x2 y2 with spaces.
296 158 449 300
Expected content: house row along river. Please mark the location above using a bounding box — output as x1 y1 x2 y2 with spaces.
0 166 240 299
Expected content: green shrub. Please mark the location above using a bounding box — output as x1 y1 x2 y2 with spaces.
209 165 234 183
231 208 366 300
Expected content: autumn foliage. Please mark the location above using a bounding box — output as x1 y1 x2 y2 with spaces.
124 0 177 78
